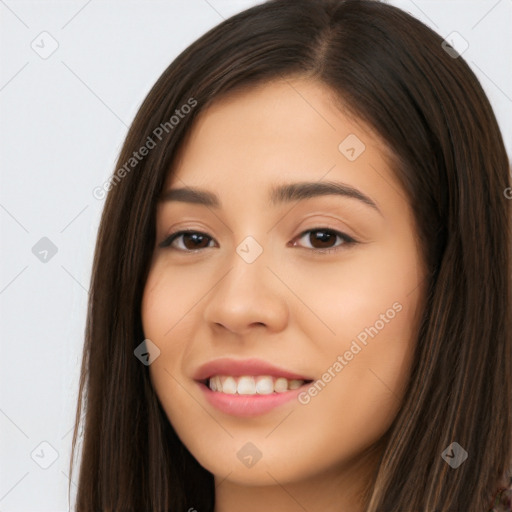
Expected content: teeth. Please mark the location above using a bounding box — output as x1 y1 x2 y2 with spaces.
221 376 237 394
274 377 288 393
237 376 256 395
288 379 302 390
255 376 274 394
207 375 307 394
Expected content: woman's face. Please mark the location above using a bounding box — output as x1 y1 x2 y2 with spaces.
141 78 426 496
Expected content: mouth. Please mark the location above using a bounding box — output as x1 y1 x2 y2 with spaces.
193 357 315 416
201 375 314 395
196 375 315 417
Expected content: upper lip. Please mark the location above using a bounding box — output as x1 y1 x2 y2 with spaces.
193 357 314 382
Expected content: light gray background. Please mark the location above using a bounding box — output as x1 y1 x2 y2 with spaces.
1 1 511 510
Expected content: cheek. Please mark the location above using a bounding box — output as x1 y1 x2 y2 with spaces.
286 295 419 477
141 260 210 353
283 235 423 350
286 242 423 433
141 267 193 399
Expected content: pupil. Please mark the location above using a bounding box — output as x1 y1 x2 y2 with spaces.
312 230 334 248
185 233 209 249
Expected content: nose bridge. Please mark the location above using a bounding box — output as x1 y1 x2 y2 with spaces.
202 233 289 333
215 234 271 302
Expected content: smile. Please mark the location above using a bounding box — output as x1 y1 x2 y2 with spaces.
193 357 315 416
198 377 314 417
206 375 311 394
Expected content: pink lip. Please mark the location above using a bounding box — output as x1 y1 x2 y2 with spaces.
197 381 310 417
193 358 314 417
192 357 313 381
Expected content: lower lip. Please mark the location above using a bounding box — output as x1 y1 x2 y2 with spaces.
197 381 308 417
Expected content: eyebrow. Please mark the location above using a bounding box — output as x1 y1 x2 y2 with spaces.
158 181 382 216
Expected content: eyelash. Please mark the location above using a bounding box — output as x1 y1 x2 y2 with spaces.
159 228 358 255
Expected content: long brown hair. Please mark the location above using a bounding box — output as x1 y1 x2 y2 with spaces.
69 0 512 510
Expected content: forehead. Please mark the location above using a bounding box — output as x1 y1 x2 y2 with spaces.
164 78 401 210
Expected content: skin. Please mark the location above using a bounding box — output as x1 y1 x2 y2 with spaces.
141 77 427 512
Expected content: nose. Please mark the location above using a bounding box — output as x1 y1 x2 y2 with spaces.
202 248 289 336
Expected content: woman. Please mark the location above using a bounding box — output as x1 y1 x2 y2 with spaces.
69 0 512 510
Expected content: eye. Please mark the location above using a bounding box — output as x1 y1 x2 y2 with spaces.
291 228 357 254
159 228 357 254
159 230 215 251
